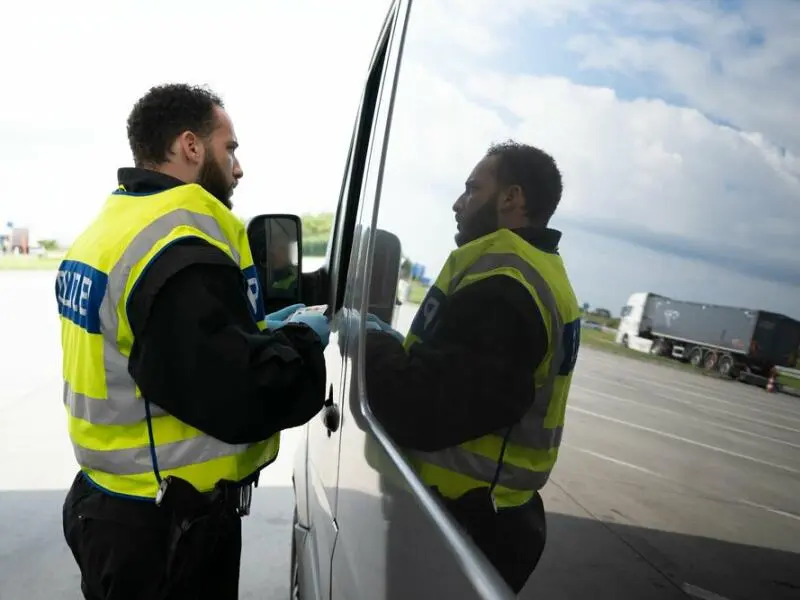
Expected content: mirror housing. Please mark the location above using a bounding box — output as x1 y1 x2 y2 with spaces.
368 229 403 326
246 214 303 314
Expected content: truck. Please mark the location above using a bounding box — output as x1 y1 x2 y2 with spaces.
616 292 800 383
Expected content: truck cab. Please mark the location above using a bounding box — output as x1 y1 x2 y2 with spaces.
616 292 659 353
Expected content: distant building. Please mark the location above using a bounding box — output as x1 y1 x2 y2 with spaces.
1 227 30 254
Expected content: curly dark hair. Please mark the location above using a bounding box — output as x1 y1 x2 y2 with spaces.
486 140 563 224
126 83 223 167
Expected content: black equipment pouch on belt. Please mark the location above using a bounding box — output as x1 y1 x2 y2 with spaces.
443 487 500 537
155 476 246 588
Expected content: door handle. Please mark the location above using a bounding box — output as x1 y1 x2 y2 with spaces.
322 384 340 435
323 404 341 436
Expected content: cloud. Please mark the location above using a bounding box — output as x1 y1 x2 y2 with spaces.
381 48 799 266
563 217 800 286
374 0 799 316
563 0 800 152
558 230 800 317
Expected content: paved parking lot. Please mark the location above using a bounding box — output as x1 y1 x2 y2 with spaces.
1 271 798 599
532 347 800 599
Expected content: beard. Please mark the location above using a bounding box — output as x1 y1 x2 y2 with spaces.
455 194 500 247
197 154 234 208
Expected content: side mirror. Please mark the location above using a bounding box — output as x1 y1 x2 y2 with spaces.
247 214 303 314
368 229 402 325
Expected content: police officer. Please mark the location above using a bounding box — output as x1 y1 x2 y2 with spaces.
266 223 299 294
269 252 299 295
58 83 329 600
365 141 581 593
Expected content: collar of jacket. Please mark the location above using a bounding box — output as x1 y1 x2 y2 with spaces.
511 227 562 254
117 167 186 194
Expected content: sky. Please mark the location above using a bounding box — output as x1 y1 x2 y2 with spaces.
1 0 798 318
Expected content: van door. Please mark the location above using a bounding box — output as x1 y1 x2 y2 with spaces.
302 5 406 599
328 1 515 598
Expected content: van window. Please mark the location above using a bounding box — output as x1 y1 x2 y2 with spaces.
324 33 391 311
359 0 800 597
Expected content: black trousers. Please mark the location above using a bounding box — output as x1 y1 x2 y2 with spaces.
62 472 242 600
447 491 547 594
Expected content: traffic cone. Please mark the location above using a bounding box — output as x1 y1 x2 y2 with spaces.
766 370 776 393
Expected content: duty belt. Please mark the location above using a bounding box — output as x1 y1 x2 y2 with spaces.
156 476 254 517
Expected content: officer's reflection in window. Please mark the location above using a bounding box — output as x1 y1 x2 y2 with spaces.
250 219 300 314
364 141 581 594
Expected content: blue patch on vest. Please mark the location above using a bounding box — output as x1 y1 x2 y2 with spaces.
242 265 266 324
408 286 447 343
559 318 581 375
55 260 108 334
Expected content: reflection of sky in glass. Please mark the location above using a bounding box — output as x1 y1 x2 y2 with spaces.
375 0 799 318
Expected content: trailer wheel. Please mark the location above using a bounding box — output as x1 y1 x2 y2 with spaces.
621 334 629 348
688 348 704 368
718 354 736 378
703 351 719 371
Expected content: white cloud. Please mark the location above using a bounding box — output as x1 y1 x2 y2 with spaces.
374 0 799 315
381 58 799 269
563 1 800 152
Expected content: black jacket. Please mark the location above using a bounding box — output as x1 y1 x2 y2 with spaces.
365 228 560 452
120 168 326 445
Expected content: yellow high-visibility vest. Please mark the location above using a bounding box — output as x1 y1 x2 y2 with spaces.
57 182 279 499
404 228 581 508
272 268 298 291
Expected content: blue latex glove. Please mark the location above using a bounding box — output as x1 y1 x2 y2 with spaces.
366 313 404 343
267 303 305 321
265 303 305 330
288 311 331 347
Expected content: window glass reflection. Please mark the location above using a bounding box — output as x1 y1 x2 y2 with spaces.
364 1 800 597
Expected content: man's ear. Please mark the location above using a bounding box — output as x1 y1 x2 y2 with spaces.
175 130 204 166
499 184 525 213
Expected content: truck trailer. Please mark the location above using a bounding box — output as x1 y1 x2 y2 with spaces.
616 292 800 383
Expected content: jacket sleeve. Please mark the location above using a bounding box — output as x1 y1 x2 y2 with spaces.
126 238 327 445
364 275 548 452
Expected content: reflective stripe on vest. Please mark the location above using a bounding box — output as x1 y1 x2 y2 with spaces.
59 184 277 498
406 229 580 507
272 270 298 290
449 252 566 451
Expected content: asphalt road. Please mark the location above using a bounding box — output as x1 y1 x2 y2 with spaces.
530 347 800 599
1 271 799 599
